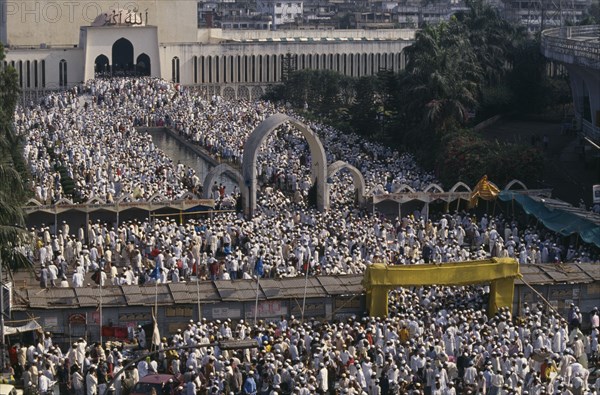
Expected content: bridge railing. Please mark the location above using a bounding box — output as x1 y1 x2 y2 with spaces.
541 25 600 69
583 119 600 142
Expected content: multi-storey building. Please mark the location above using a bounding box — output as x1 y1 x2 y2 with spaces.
0 0 415 99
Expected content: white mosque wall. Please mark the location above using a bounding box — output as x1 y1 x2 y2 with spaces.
81 26 160 81
3 47 83 90
160 39 412 85
4 25 415 89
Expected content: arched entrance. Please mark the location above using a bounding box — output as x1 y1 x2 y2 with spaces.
136 53 151 76
202 163 244 200
327 160 366 205
242 113 328 217
363 258 521 317
94 54 110 76
112 38 134 76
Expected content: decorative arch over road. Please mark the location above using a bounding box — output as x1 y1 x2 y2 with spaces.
363 258 521 318
242 113 328 217
504 179 528 191
424 183 444 193
392 184 416 193
202 163 245 201
327 160 366 205
449 181 472 192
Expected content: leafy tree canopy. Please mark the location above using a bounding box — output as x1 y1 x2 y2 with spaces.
0 44 32 273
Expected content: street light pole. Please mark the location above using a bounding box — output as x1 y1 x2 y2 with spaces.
301 259 309 323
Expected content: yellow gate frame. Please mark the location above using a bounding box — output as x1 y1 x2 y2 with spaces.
363 258 521 317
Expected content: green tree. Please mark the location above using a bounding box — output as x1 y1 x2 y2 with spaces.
436 129 543 186
578 1 600 24
264 69 355 121
350 76 380 136
455 0 518 85
508 38 549 114
403 21 482 132
0 44 31 273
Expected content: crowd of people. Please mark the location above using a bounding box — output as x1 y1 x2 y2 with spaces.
8 288 600 395
30 206 600 290
16 77 435 206
10 76 600 394
15 77 600 290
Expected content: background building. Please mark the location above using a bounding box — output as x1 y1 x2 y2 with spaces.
256 0 304 26
0 0 415 96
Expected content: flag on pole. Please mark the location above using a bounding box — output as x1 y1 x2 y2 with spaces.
150 265 161 281
254 257 264 278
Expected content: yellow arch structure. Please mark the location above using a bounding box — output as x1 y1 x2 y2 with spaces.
363 258 521 317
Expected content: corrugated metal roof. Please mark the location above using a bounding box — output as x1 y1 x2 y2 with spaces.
538 265 586 283
103 287 128 305
140 284 174 305
576 263 600 281
516 265 553 285
259 279 284 299
516 263 599 285
27 289 48 308
271 277 325 298
123 286 146 306
169 282 218 304
11 266 598 310
317 275 363 295
74 287 102 307
214 280 264 301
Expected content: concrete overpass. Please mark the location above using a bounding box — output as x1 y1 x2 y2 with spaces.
541 25 600 142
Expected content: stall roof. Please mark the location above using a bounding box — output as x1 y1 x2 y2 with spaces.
74 287 102 307
515 263 599 285
263 277 325 299
258 279 284 299
516 265 553 285
27 288 77 308
122 286 146 306
576 263 600 281
141 284 174 305
317 275 363 295
11 266 598 311
169 282 221 304
214 280 263 301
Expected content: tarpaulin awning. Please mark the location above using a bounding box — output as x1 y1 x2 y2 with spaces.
499 191 600 248
4 320 41 336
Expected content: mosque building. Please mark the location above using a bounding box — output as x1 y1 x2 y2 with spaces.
0 0 415 98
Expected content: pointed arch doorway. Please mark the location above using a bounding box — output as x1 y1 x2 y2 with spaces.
112 38 134 76
94 54 110 76
136 53 151 76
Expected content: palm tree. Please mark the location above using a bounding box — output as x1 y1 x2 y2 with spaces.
454 0 519 85
403 22 482 132
0 44 31 274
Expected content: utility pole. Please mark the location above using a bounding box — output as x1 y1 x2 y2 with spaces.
197 254 202 322
0 255 5 371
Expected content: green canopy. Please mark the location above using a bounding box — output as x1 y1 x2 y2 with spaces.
499 191 600 248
